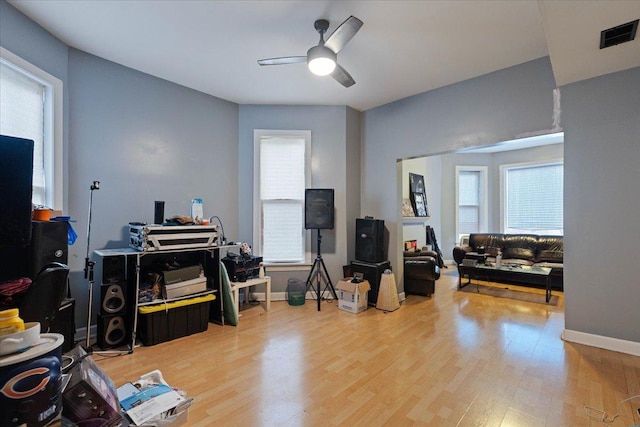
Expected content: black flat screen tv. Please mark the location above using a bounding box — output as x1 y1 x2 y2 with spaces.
0 135 34 247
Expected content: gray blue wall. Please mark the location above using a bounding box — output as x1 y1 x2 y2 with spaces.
2 1 239 330
364 57 640 346
363 58 560 290
563 67 640 343
238 105 361 292
0 0 70 207
68 49 238 325
3 0 640 348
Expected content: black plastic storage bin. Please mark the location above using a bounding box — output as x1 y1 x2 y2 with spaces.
137 294 215 346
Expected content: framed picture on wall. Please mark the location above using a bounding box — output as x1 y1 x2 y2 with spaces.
409 173 425 195
402 198 415 217
409 173 429 217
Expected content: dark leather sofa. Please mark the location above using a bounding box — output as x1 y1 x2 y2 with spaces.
403 249 441 297
453 233 563 290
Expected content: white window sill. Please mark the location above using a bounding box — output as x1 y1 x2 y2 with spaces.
263 263 312 273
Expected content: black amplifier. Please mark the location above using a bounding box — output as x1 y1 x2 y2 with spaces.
222 255 263 282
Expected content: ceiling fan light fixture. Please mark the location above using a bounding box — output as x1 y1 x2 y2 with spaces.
307 45 336 76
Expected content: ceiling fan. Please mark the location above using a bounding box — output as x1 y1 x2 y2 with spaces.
257 16 364 88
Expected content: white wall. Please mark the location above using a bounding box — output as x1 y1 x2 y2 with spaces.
401 157 442 251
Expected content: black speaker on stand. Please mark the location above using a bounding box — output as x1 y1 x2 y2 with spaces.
305 189 335 230
304 189 337 311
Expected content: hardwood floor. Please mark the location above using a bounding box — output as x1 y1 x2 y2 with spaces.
96 270 640 426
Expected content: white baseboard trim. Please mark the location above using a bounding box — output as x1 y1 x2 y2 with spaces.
253 291 407 304
562 329 640 356
250 291 333 302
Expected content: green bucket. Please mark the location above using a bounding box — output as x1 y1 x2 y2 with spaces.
286 279 306 306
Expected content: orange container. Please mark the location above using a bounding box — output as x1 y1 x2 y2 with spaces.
32 209 52 221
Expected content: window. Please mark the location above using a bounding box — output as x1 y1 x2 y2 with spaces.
0 47 63 209
455 166 488 241
253 130 311 264
501 160 563 235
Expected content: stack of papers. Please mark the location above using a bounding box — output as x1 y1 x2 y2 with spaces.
116 371 187 426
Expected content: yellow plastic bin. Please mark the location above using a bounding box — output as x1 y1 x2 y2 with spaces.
138 294 215 346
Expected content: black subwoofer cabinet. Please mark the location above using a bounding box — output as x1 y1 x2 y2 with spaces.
350 260 391 306
0 220 68 281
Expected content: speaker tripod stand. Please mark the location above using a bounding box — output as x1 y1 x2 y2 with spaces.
305 230 337 311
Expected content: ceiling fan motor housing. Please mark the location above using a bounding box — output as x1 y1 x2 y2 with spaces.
314 19 330 35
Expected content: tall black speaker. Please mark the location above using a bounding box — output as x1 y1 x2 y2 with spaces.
305 189 334 230
355 218 385 263
97 314 127 349
350 260 391 306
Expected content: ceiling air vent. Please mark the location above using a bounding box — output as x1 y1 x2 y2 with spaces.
600 19 638 49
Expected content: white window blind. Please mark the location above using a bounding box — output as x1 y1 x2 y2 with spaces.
458 170 480 235
258 134 308 263
504 162 563 234
0 62 46 205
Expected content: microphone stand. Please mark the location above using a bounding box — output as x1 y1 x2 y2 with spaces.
84 181 99 348
83 181 131 355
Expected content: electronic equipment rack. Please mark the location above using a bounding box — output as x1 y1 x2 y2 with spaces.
94 244 239 352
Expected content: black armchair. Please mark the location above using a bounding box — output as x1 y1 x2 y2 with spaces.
404 249 440 297
19 262 70 332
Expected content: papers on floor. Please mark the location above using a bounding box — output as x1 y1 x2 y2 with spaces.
116 370 192 426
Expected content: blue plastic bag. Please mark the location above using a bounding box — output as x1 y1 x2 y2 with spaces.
51 216 78 245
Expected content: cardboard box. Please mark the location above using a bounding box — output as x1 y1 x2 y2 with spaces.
63 346 125 426
336 279 371 313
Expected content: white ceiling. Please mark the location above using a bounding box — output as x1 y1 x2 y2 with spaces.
8 0 640 111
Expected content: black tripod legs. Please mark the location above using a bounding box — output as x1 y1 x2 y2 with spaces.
305 255 337 311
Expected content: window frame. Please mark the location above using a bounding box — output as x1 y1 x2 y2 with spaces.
455 165 488 241
500 159 564 235
253 129 312 268
1 47 63 210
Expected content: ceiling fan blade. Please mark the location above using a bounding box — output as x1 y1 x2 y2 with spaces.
257 56 306 66
331 64 355 88
324 16 363 53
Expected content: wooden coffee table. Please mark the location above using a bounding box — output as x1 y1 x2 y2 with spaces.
460 264 553 303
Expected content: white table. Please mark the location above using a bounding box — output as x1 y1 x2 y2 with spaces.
230 276 271 315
